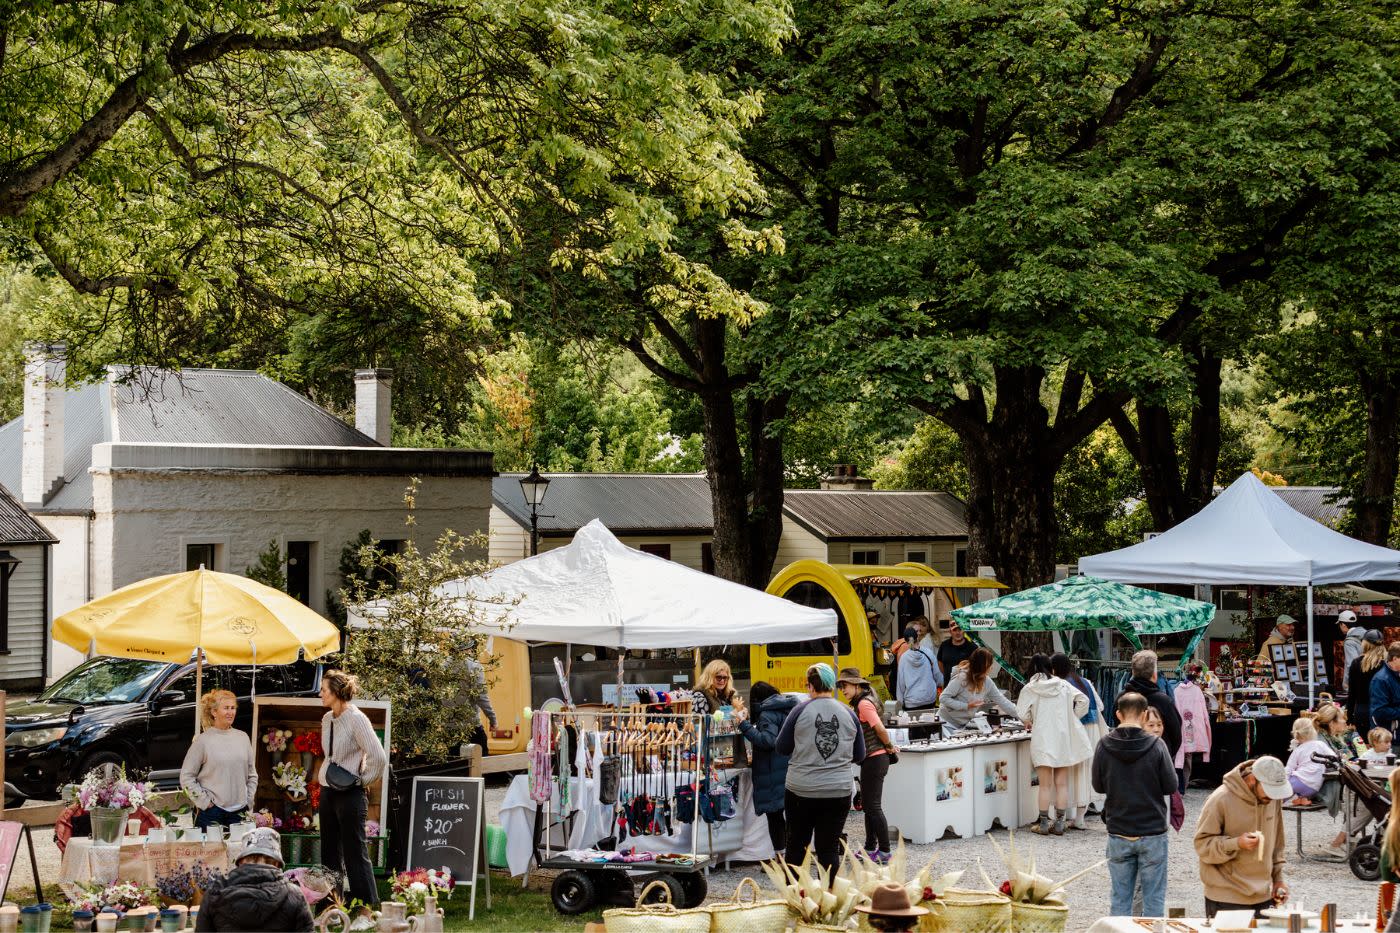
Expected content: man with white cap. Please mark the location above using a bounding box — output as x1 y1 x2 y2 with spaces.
1193 756 1292 920
196 827 314 932
1340 610 1364 690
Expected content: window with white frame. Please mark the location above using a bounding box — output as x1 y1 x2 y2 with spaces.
850 547 881 565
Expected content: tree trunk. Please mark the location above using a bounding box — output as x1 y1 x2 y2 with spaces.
745 393 789 587
1183 350 1223 513
699 389 754 586
1354 372 1400 545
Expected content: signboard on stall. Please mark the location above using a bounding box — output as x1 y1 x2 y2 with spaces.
406 776 489 919
0 821 22 901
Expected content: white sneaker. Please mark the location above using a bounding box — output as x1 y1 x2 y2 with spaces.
1313 842 1347 862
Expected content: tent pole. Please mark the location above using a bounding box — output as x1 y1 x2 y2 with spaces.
194 651 203 737
1306 583 1315 707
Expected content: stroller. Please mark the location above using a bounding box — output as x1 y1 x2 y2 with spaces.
1316 751 1392 881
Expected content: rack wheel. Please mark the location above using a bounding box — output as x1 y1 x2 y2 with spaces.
677 871 708 907
551 870 598 914
1351 842 1381 881
638 873 685 907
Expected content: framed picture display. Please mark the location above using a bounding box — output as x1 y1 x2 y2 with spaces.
1271 644 1288 663
1287 664 1300 682
1274 662 1289 680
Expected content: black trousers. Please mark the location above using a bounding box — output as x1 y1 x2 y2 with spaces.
860 754 891 852
195 805 246 830
320 786 379 906
1204 897 1273 919
765 810 786 853
784 790 849 878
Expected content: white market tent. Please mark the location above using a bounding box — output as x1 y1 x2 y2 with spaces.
353 519 837 649
1080 471 1400 702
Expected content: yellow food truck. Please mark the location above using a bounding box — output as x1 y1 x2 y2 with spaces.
750 560 1005 694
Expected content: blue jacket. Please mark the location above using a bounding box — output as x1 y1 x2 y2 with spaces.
897 645 943 708
740 693 799 814
1370 664 1400 731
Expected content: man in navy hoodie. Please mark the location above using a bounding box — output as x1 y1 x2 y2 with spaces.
1092 691 1178 918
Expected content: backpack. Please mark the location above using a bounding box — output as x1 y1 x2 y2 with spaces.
1074 676 1099 725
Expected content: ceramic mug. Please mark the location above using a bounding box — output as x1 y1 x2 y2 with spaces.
207 824 225 843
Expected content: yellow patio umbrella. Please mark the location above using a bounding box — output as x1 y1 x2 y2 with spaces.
53 568 341 731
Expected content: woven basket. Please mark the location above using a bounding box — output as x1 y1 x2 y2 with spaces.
923 888 1011 933
795 923 848 933
604 880 712 933
708 878 793 933
1010 899 1068 933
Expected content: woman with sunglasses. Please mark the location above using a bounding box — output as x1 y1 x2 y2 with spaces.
692 659 745 716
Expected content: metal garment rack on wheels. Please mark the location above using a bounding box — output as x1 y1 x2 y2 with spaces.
528 708 715 915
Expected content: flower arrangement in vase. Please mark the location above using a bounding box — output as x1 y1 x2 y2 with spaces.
70 766 153 844
252 808 282 830
272 761 308 801
262 727 292 765
390 868 453 916
291 732 322 772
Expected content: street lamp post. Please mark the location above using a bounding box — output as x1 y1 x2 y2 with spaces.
519 466 551 556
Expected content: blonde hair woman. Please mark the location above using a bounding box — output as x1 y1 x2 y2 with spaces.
693 660 744 716
1381 770 1400 931
179 688 257 830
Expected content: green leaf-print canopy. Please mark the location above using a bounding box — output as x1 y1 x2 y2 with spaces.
950 575 1214 650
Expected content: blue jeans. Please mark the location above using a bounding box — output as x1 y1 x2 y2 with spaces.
1108 833 1168 917
195 804 247 830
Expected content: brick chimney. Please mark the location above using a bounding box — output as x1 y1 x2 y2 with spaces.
354 368 393 446
820 463 874 490
21 341 66 506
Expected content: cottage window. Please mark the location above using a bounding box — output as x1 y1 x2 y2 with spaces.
185 543 218 572
639 544 672 561
850 547 881 565
0 550 17 654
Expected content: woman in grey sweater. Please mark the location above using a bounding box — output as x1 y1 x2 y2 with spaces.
181 689 258 830
318 671 388 919
939 648 1018 729
776 663 864 877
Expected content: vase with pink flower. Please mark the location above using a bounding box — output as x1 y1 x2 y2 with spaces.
71 766 153 846
262 727 291 766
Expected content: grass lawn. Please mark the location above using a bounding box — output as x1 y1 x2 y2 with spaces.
411 873 602 932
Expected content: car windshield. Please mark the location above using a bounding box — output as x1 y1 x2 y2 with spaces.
37 657 169 705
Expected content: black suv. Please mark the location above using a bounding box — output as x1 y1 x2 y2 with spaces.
5 655 324 799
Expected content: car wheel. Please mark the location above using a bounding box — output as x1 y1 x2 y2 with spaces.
76 749 129 780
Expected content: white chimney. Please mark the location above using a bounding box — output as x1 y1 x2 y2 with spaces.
21 341 66 506
354 368 393 446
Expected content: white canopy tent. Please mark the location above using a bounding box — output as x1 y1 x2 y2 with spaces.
353 519 837 649
1080 471 1400 702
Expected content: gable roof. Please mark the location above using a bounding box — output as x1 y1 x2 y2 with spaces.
1268 486 1347 527
0 483 55 545
0 368 380 511
492 473 970 541
493 473 714 537
781 489 968 540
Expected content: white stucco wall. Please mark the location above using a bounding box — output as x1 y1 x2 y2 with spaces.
39 512 91 679
91 470 491 614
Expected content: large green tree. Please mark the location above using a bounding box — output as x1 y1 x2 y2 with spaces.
727 0 1400 588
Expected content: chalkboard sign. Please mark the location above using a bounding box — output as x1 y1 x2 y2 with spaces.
406 776 487 918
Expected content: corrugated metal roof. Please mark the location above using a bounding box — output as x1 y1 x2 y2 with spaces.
782 489 968 540
109 369 377 448
0 483 55 544
493 473 713 535
1270 486 1347 527
0 367 380 512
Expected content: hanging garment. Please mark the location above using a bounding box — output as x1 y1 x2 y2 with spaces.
1172 680 1213 768
528 714 553 804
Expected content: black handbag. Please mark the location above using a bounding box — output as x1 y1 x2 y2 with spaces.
325 719 362 791
598 756 621 805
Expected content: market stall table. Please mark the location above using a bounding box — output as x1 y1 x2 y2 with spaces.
884 730 1030 843
1085 917 1376 933
1193 715 1295 786
59 837 234 899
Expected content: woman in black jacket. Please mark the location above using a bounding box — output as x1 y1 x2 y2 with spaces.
1348 631 1387 732
737 681 798 852
196 828 313 932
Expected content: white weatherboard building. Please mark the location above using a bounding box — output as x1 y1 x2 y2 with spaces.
0 346 494 680
0 483 56 689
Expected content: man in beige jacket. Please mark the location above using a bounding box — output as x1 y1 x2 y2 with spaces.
1193 757 1292 919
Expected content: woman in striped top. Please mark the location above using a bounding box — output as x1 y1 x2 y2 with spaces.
318 670 387 924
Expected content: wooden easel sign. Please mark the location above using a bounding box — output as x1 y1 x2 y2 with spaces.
406 776 490 919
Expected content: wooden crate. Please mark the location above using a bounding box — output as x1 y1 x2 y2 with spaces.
251 697 392 870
